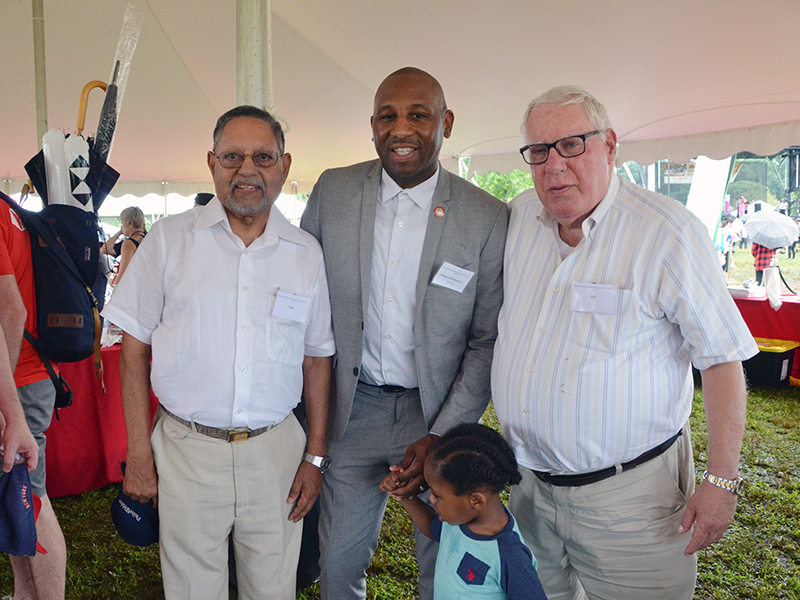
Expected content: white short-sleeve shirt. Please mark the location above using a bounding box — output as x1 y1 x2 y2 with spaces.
492 176 757 473
103 198 335 429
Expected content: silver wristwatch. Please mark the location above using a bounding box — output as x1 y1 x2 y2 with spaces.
702 470 744 495
303 452 332 474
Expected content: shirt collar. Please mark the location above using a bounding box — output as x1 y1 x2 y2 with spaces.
534 173 620 241
379 165 440 210
193 195 308 247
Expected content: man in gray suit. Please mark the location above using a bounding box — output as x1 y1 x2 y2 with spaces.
300 67 508 600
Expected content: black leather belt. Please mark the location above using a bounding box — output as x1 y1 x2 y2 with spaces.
158 405 278 443
532 430 683 487
357 381 418 395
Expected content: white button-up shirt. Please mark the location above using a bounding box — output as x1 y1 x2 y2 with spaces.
103 199 335 429
492 175 757 473
360 168 439 388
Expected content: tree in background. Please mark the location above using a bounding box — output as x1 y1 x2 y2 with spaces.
472 169 534 203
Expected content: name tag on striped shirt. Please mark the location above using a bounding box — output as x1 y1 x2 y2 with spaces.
571 283 617 314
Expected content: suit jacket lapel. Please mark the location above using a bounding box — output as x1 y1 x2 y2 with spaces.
359 161 382 322
415 168 451 323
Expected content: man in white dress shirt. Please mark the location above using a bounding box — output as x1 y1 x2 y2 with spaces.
301 67 507 600
491 86 758 600
103 106 334 600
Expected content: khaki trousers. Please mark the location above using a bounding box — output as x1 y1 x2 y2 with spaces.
509 424 697 600
151 409 305 600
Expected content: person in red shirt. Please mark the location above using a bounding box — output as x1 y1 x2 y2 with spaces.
751 243 776 285
0 200 66 599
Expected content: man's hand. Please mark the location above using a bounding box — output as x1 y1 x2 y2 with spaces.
287 460 322 522
0 415 38 473
123 450 159 506
391 433 438 498
679 480 738 555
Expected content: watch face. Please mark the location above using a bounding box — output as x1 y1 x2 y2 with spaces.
320 455 332 473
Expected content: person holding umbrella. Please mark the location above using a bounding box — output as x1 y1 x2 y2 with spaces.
751 243 776 285
743 208 799 283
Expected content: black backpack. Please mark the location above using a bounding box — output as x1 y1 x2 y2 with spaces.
1 191 106 408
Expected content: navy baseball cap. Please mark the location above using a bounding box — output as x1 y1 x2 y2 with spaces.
110 463 159 547
0 464 46 556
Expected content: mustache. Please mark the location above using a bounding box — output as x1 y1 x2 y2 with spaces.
228 178 266 193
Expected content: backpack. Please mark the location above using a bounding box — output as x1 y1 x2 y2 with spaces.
1 191 106 406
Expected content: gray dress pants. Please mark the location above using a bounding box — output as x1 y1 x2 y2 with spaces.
319 383 437 600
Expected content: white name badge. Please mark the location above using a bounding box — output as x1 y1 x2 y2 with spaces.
431 262 475 293
571 283 618 314
273 290 310 323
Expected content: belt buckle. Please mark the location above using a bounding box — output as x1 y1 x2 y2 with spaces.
227 428 252 443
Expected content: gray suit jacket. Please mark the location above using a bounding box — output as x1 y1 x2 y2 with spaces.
301 160 508 442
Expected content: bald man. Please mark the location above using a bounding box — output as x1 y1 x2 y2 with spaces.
301 67 508 600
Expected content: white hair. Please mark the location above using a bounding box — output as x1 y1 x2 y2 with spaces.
522 85 612 136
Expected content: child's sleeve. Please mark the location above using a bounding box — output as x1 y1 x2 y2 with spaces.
498 532 548 600
429 515 442 542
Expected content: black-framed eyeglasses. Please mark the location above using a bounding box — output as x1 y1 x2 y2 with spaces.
519 130 602 165
212 151 283 169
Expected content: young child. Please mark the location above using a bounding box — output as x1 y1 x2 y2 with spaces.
380 423 547 600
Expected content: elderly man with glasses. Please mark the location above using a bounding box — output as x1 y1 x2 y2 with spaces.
491 86 757 600
103 105 334 600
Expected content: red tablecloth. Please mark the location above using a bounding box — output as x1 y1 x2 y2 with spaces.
44 344 157 498
733 294 800 379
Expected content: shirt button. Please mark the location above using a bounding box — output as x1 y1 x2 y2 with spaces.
523 409 530 415
240 365 247 372
386 368 393 374
540 326 547 332
385 334 391 340
237 409 243 414
391 260 398 266
553 287 560 293
528 367 535 373
242 325 248 331
243 285 249 291
398 222 404 228
387 297 394 303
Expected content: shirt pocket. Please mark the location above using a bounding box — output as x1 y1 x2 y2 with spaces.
456 552 490 586
263 294 306 367
568 288 635 362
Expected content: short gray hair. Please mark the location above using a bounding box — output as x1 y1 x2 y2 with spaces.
119 206 145 229
213 105 285 154
522 85 612 136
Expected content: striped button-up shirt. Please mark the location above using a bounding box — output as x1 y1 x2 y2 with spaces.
492 175 757 473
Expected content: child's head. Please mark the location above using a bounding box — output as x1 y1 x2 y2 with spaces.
423 423 521 524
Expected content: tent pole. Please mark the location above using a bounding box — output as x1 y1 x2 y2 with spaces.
236 0 271 110
32 0 48 148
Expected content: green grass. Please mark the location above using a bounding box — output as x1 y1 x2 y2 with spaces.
726 244 800 293
2 391 798 599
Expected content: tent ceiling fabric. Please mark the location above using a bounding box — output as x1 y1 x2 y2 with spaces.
3 0 800 197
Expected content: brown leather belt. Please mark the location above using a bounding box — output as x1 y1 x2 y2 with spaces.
532 430 683 487
158 405 278 443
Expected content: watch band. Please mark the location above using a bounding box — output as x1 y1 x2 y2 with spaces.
702 470 744 495
303 452 331 474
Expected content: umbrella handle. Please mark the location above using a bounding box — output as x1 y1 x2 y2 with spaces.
77 81 108 136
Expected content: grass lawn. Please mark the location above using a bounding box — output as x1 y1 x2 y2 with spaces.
1 386 798 599
1 245 798 598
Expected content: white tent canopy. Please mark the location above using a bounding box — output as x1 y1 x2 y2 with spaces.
3 0 800 197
